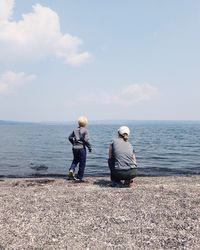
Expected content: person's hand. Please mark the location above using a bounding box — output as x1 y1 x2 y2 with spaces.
89 148 92 153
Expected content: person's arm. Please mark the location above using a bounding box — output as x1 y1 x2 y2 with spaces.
83 129 92 152
133 150 137 167
68 131 75 145
108 144 113 159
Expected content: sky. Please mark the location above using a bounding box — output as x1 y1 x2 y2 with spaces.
0 0 200 122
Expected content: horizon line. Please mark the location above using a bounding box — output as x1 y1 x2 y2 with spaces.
1 119 200 124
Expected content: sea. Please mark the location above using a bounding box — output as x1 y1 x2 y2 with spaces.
0 121 200 178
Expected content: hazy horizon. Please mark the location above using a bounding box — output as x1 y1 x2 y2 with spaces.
1 119 200 125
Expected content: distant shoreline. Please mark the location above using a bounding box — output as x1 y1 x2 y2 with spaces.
1 119 200 125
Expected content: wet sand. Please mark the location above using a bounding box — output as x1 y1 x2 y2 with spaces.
0 176 199 250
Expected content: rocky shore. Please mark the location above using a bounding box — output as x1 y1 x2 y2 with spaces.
0 176 199 250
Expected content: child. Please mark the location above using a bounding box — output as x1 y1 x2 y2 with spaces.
68 116 92 182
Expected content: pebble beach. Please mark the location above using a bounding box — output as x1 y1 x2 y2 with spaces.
0 176 199 250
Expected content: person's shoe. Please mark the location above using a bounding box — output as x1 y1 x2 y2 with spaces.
68 170 75 180
73 177 85 183
124 179 134 188
111 180 123 188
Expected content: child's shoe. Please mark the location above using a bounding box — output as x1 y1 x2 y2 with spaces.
68 170 75 180
73 175 85 182
73 177 85 183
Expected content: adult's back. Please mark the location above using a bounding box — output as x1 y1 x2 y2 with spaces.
112 137 136 170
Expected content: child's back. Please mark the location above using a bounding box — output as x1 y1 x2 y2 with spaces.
69 126 91 150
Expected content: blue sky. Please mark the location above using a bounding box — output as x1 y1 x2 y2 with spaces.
0 0 199 122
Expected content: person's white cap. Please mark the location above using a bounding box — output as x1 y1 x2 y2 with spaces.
118 126 130 136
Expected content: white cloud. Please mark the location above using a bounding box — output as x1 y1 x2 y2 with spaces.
0 0 14 21
0 70 36 93
118 83 159 105
0 1 92 65
79 83 159 106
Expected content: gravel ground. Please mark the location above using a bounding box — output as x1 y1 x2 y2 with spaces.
0 176 199 250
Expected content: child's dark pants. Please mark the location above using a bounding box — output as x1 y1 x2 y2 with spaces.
70 148 86 180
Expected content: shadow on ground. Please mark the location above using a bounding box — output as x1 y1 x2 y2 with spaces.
93 179 111 188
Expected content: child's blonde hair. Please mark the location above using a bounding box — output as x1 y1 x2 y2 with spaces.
78 116 88 127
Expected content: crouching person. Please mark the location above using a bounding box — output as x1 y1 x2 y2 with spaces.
108 126 137 187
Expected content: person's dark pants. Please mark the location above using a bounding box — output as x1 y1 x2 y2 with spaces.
108 158 137 181
69 148 86 179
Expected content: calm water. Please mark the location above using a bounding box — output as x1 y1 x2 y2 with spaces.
0 121 200 177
